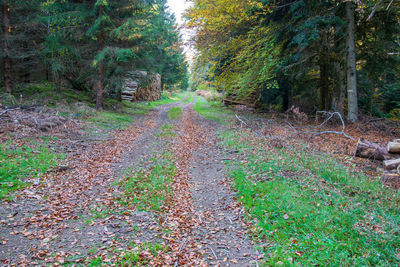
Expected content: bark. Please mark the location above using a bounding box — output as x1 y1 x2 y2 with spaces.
319 60 329 110
380 172 400 185
332 61 345 114
94 4 105 110
354 139 400 161
319 31 330 110
277 75 291 111
387 142 400 154
383 158 400 171
95 63 104 110
2 1 12 94
346 1 358 122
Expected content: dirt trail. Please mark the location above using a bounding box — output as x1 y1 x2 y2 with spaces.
0 96 258 266
188 113 260 266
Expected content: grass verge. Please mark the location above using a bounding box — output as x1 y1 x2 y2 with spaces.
193 96 234 124
221 130 400 266
88 110 133 130
0 142 62 198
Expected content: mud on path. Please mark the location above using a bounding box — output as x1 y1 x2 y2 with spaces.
0 97 258 266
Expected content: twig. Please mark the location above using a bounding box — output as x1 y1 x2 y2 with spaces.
178 238 187 253
366 117 385 123
285 120 297 132
173 238 187 267
366 0 383 21
312 130 355 140
209 246 218 260
386 0 394 10
235 114 248 128
0 107 19 116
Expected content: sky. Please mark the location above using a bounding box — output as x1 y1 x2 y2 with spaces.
166 0 194 61
166 0 192 26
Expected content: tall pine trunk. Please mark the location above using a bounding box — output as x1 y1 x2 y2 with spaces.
332 60 345 114
319 30 329 110
346 1 358 122
319 59 329 110
95 32 104 110
2 2 12 94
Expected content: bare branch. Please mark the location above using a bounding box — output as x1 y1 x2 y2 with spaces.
312 111 354 140
366 0 383 21
386 0 394 10
0 107 19 116
235 113 248 128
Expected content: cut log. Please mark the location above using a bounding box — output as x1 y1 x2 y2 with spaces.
380 172 400 184
388 141 400 154
354 139 396 160
383 158 400 171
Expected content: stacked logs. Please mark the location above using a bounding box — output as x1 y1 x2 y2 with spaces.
121 71 161 102
355 139 400 186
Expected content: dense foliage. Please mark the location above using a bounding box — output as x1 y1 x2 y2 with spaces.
186 0 400 120
0 0 188 109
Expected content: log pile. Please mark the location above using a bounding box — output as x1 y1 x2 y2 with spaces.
355 138 400 186
223 91 258 108
121 71 161 102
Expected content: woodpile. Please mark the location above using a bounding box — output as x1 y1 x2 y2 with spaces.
355 138 400 186
121 71 161 102
223 91 258 108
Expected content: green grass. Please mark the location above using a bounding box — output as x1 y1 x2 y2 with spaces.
167 107 182 120
193 96 234 124
221 130 400 266
118 151 176 212
116 242 167 266
156 124 176 138
182 92 194 103
0 142 62 198
88 110 133 130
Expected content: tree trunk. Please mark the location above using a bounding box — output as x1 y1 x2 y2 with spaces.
2 1 12 94
332 60 345 114
319 31 329 110
346 1 358 122
95 32 104 110
278 75 291 111
319 59 329 110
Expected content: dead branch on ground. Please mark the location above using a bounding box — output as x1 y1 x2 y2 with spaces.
311 111 354 140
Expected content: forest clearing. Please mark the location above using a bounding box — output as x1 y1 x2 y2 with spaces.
1 0 400 266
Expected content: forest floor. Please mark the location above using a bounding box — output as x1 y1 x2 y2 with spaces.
1 92 400 266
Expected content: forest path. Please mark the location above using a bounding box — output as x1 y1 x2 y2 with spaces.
0 96 258 266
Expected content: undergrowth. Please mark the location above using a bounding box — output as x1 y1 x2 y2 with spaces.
221 130 400 266
0 141 62 198
193 96 234 124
